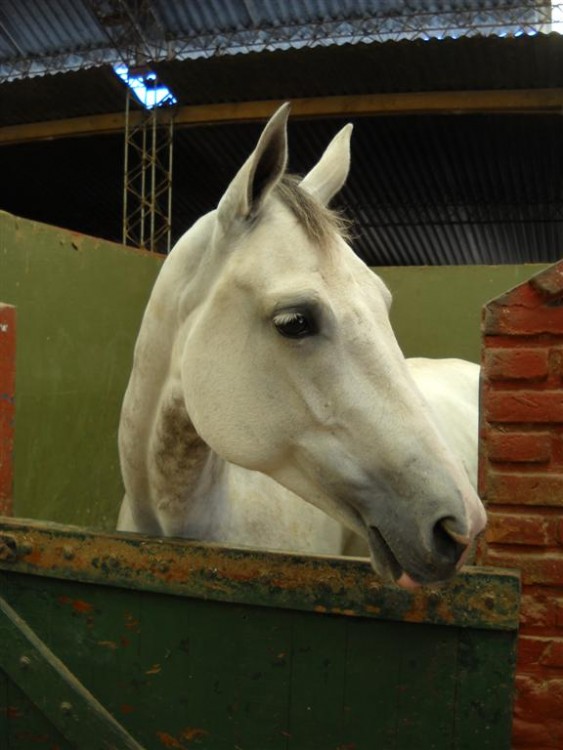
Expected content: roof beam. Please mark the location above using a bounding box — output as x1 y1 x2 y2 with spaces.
2 89 563 147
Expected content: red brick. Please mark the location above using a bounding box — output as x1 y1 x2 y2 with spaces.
485 548 563 585
485 471 563 506
550 433 563 465
474 536 488 565
531 263 563 297
542 638 563 667
517 635 552 668
512 719 558 750
483 284 541 334
514 673 563 724
512 715 562 749
477 447 488 497
516 635 563 669
484 300 563 336
513 673 563 749
548 346 563 379
486 510 558 546
520 590 560 629
486 430 552 463
484 347 549 381
0 304 16 517
484 390 563 424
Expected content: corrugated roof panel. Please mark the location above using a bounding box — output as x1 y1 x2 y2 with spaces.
0 0 106 58
165 113 563 266
153 108 547 265
1 101 563 266
153 34 563 109
0 0 559 81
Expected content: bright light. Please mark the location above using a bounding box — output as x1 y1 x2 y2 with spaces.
553 1 563 33
114 64 177 109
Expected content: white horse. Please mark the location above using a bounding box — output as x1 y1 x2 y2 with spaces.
118 103 486 589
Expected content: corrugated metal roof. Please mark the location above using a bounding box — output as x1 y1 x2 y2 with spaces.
170 114 563 266
2 112 562 266
0 0 115 79
3 33 563 128
0 0 559 81
154 32 563 105
1 4 562 267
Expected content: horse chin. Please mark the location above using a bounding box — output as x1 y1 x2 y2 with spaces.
366 526 438 590
368 525 470 590
366 525 410 587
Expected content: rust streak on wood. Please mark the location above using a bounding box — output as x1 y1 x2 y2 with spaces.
0 517 521 631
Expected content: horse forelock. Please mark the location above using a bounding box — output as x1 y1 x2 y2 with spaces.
272 175 352 246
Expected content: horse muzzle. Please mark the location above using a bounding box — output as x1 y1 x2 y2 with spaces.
367 515 474 589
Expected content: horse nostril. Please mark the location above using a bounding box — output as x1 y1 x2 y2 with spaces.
433 518 468 565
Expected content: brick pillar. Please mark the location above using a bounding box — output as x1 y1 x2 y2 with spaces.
479 263 563 749
0 303 16 517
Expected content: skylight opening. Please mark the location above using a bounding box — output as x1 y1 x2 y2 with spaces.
553 0 563 33
114 64 177 109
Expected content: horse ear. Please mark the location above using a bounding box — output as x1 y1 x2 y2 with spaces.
300 123 353 206
217 103 290 228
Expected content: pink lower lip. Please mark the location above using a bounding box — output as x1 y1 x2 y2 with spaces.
456 544 472 570
396 572 422 590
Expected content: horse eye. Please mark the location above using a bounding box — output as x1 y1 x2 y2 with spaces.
273 312 316 339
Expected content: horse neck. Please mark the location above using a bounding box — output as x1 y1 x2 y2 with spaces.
149 390 224 535
121 212 232 536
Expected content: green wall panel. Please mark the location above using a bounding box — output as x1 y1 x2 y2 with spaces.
0 210 548 529
378 264 549 363
0 212 162 528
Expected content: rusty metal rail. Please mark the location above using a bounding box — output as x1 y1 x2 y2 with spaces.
0 517 520 631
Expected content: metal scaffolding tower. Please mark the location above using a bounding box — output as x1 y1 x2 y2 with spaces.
122 81 175 253
88 1 175 252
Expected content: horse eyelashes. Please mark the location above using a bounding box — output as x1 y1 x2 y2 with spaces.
273 311 317 338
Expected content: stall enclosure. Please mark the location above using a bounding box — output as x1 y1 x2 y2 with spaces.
0 210 547 530
0 211 522 749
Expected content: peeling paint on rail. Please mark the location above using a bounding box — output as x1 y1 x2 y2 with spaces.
0 517 520 630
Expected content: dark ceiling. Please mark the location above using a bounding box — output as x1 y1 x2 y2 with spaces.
1 2 563 265
3 108 563 266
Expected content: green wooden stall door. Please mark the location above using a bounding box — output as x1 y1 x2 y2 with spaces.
0 520 520 750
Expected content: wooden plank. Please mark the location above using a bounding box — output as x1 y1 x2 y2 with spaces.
172 90 563 124
0 593 145 749
1 679 71 750
0 518 521 630
454 629 517 748
0 304 15 517
1 89 563 145
287 613 347 749
181 599 244 749
395 624 458 748
0 663 8 748
0 111 134 145
230 605 293 749
343 619 405 747
0 567 517 749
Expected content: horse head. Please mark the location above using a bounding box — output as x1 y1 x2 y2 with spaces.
176 103 486 588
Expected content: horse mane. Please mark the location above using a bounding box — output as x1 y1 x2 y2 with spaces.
273 174 352 245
